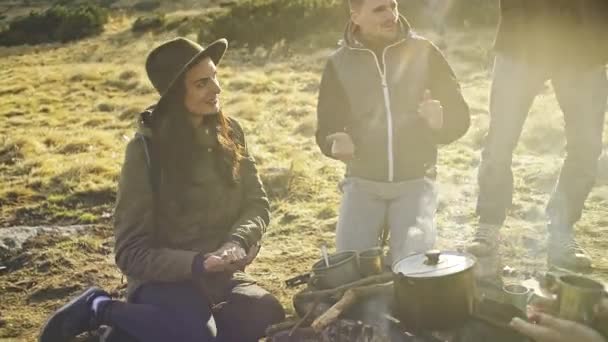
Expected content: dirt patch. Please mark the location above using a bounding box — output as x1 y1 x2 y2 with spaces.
0 144 22 166
59 142 92 154
0 226 117 340
28 284 83 304
0 226 97 266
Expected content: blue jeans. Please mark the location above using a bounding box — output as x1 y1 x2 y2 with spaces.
477 54 607 229
335 177 438 266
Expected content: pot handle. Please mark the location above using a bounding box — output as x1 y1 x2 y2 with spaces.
285 273 311 288
308 273 326 289
424 250 441 265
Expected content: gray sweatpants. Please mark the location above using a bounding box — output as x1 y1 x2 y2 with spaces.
335 177 438 266
477 54 608 229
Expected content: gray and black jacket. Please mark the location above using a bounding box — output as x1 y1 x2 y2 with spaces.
316 17 470 183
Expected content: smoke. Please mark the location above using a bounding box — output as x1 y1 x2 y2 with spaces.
356 292 393 340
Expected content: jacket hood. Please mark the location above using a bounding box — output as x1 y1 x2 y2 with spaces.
136 105 156 138
136 105 222 138
341 15 412 48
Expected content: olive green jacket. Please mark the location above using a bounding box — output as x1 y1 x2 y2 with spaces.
113 114 269 299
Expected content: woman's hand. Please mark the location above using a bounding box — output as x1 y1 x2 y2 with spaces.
595 299 608 338
203 254 231 273
213 241 247 264
510 312 606 342
203 242 259 273
596 298 608 319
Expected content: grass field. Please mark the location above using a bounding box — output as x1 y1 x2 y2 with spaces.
0 10 607 341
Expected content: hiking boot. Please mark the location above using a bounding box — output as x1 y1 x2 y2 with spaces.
547 231 592 271
466 223 501 257
39 287 110 342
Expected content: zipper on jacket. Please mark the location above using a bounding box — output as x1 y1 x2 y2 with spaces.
350 40 403 182
380 47 395 182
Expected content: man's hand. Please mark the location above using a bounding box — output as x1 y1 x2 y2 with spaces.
510 312 606 342
418 89 443 131
326 132 355 161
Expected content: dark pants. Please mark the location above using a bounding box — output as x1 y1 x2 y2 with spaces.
100 280 285 342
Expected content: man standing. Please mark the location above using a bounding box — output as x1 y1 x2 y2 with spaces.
316 0 470 264
470 0 608 271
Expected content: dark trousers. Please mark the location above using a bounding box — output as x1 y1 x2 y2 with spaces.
100 280 285 342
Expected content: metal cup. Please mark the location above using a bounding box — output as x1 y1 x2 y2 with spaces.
557 275 605 325
358 247 385 277
503 284 532 313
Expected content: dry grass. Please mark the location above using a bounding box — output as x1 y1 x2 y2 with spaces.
0 12 607 341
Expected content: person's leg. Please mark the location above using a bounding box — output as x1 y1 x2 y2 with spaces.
546 64 608 270
335 178 388 252
98 281 216 342
100 326 137 342
39 287 111 342
39 282 217 342
471 54 547 255
213 279 285 342
387 178 438 265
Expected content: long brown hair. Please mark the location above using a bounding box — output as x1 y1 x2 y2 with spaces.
150 81 244 202
216 110 244 182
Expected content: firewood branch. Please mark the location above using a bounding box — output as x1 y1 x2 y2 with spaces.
294 272 393 303
311 281 393 332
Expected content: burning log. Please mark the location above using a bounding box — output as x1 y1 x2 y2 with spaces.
266 302 333 336
266 320 301 336
269 273 394 339
289 300 321 336
311 282 393 332
294 273 393 303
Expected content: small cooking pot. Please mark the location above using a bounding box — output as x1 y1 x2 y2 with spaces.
392 250 477 331
310 251 361 289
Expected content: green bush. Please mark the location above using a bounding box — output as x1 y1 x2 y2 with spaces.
201 0 347 48
200 0 499 48
0 4 108 46
132 13 166 32
176 8 228 36
132 0 161 12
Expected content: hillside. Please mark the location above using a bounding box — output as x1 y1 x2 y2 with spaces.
0 9 607 341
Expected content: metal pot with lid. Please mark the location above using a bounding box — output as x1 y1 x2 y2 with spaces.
392 250 477 331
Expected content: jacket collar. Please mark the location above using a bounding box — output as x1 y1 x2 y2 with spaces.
340 15 412 49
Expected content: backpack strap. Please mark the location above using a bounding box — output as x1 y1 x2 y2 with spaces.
135 107 161 249
136 132 159 195
135 105 160 195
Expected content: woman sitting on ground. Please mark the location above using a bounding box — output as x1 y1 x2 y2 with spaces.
39 37 285 342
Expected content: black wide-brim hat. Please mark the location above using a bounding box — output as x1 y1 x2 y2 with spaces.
145 37 227 114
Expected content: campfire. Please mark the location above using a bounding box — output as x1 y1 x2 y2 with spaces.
265 249 578 342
